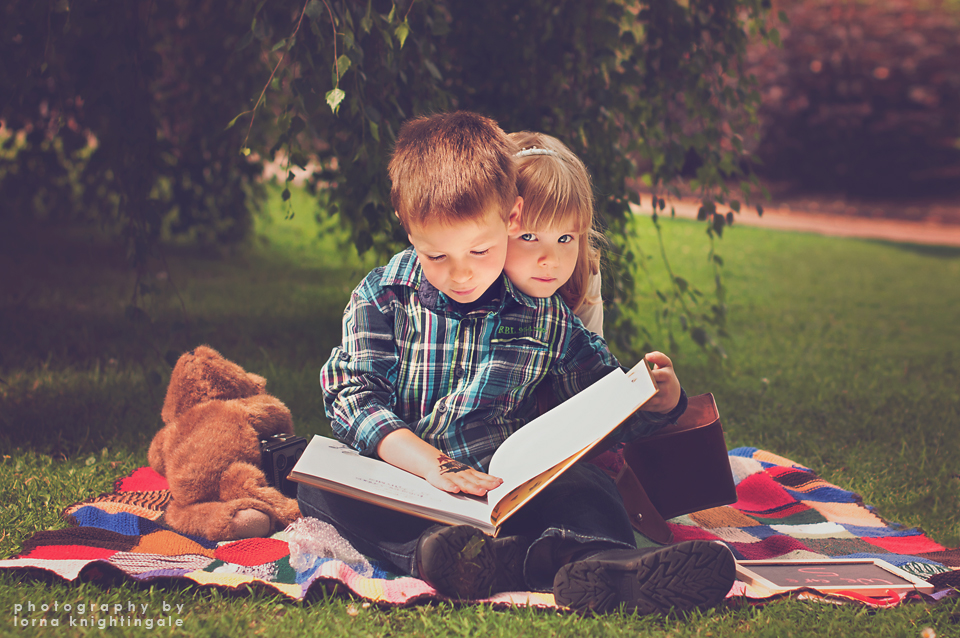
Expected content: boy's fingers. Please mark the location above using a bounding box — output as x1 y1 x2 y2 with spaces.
449 471 499 495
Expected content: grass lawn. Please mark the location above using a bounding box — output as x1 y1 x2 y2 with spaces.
1 185 958 636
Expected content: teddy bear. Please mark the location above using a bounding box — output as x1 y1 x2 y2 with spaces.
148 345 302 541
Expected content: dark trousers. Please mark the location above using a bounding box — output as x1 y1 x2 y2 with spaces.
297 462 636 591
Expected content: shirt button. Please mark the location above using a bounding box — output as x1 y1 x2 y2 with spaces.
455 366 464 378
437 401 447 413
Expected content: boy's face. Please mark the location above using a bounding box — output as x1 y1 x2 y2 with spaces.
407 198 522 304
504 217 580 299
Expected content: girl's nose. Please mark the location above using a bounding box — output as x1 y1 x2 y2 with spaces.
539 245 558 266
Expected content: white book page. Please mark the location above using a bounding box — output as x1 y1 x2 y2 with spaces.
486 361 657 507
290 436 493 526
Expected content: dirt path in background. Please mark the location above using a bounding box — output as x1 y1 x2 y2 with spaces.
637 197 960 247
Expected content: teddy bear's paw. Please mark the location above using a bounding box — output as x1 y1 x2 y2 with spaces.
225 509 272 540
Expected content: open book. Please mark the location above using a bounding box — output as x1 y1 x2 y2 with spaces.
289 361 658 535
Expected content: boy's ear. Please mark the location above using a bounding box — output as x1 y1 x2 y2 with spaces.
394 210 412 242
507 197 523 234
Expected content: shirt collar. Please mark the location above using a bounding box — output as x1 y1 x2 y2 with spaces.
380 246 422 289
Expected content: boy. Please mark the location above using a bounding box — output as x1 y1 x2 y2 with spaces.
298 111 735 614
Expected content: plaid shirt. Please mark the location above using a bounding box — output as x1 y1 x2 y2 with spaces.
321 247 686 471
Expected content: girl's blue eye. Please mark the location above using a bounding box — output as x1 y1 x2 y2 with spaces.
558 234 574 244
519 233 536 242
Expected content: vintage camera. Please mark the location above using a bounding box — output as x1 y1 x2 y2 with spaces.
260 433 307 498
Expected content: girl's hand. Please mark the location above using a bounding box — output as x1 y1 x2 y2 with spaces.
641 351 682 414
425 455 503 496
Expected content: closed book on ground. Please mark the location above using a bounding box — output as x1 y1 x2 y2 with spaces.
289 361 658 535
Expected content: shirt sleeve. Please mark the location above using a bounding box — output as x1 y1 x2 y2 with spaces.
548 316 688 441
320 277 409 456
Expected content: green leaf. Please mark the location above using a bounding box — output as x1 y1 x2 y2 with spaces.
225 111 250 131
395 20 410 49
290 152 309 169
336 54 352 80
304 0 323 20
730 200 741 213
326 88 346 114
235 31 255 52
281 188 291 201
674 277 688 293
690 327 708 347
360 0 373 33
288 115 306 136
423 59 443 81
369 120 380 142
756 204 764 217
712 213 725 237
270 38 288 52
240 147 251 156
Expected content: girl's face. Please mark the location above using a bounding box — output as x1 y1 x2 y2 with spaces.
504 217 580 298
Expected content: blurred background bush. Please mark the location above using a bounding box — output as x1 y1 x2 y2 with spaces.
749 0 960 200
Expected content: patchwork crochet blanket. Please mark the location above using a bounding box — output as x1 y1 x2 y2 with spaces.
1 447 958 608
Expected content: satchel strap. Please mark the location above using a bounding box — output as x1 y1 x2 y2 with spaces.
614 463 674 545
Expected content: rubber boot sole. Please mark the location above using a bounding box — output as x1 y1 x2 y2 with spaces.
553 540 736 614
416 525 526 598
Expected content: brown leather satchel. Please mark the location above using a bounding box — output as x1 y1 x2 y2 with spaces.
614 393 738 544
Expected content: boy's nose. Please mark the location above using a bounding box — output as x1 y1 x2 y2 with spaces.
450 263 472 282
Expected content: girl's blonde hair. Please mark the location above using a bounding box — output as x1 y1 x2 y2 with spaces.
507 131 603 313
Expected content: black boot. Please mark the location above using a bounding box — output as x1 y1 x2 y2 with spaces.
415 525 528 598
553 540 736 614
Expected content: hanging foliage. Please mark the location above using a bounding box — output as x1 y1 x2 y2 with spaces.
1 0 775 357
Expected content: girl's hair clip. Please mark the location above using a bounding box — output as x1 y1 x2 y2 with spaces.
516 147 562 159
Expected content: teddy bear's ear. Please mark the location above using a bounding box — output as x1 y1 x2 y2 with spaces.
192 345 221 360
161 349 197 425
247 372 267 391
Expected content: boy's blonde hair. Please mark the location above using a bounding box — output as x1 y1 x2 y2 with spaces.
389 111 519 229
508 131 603 313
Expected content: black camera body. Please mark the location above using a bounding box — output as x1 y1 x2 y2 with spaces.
260 433 307 498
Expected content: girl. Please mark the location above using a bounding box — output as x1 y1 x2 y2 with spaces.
507 132 627 475
505 131 605 337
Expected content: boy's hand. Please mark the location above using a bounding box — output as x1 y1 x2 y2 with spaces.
425 455 503 497
641 351 681 414
377 428 503 497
